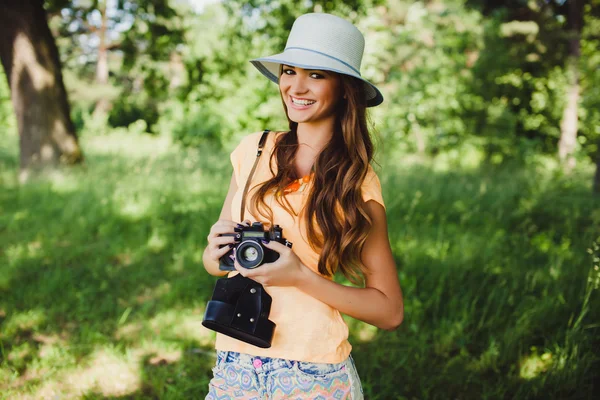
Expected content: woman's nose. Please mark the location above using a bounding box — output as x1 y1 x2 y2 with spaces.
289 75 309 94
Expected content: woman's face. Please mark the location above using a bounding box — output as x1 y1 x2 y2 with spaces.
279 65 342 125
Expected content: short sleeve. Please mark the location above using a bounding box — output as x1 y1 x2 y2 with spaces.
362 166 385 210
230 139 245 186
229 132 263 186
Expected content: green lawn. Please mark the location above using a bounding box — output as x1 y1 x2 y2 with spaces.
1 131 598 399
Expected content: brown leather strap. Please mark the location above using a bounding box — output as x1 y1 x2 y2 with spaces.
240 130 270 221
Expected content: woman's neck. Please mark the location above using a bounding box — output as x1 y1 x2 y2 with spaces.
296 121 335 154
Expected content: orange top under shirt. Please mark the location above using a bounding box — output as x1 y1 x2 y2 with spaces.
214 131 386 363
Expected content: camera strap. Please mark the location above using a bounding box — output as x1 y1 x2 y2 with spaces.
240 129 270 221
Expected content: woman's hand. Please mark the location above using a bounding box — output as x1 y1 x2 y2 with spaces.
233 240 307 287
205 219 250 265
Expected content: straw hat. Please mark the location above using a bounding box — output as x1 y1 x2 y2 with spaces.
250 13 384 107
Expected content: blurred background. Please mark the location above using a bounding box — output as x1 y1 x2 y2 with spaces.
0 0 599 398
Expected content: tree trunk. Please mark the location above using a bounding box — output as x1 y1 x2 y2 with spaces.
93 0 111 117
558 59 579 170
557 0 583 171
0 0 83 180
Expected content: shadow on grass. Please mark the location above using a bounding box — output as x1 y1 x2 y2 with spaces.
0 147 229 397
0 144 599 399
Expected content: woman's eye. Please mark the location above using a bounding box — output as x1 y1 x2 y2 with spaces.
310 73 323 79
282 69 295 75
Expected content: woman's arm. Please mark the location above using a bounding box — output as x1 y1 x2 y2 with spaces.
296 200 403 330
202 173 240 277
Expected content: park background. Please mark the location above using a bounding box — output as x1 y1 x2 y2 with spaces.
1 0 599 398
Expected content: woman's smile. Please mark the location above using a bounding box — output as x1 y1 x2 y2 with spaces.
289 95 316 109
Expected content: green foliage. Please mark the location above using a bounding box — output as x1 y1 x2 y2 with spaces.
163 101 223 147
468 10 568 158
108 94 159 132
40 0 600 166
369 1 484 153
579 0 600 159
48 0 186 136
0 133 598 398
0 73 16 139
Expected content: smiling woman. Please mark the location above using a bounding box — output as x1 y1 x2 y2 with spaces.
279 65 342 126
202 12 401 400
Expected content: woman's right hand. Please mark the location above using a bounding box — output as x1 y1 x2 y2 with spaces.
205 219 250 265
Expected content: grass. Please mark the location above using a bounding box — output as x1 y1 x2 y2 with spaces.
0 130 599 399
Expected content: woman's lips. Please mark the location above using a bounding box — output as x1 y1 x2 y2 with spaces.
289 96 316 110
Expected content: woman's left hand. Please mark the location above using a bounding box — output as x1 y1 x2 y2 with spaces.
233 240 307 287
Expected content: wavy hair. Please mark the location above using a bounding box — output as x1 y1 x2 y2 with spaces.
249 71 375 285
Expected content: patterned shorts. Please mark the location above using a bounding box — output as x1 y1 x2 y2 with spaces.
205 350 364 399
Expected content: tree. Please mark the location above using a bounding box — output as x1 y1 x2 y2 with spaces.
557 0 584 169
42 0 185 132
0 0 83 180
92 0 111 117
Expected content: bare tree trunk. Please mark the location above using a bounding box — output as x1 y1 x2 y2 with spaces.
0 0 83 180
557 0 583 171
558 59 579 170
93 0 111 117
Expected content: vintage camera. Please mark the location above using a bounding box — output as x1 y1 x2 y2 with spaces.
219 222 293 271
203 222 292 348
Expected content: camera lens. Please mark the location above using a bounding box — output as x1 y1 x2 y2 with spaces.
242 247 259 262
236 241 264 269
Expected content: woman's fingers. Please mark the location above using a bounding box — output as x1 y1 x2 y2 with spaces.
210 235 238 247
212 242 236 258
233 257 257 277
233 258 247 276
207 219 253 241
208 238 237 260
260 239 292 256
208 220 238 239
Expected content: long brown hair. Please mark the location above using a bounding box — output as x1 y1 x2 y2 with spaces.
249 71 375 285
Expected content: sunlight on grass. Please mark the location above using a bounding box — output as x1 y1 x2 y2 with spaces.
1 131 598 398
27 348 141 399
81 131 173 159
148 309 214 345
519 349 553 380
116 308 214 346
431 143 486 171
116 196 153 220
147 227 169 252
2 309 46 337
47 170 80 194
4 243 27 267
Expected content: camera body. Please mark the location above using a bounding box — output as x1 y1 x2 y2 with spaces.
219 222 293 271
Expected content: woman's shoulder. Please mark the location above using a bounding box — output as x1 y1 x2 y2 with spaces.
364 163 382 182
235 130 287 149
361 163 385 208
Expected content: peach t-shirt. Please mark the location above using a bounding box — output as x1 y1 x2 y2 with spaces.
214 131 385 363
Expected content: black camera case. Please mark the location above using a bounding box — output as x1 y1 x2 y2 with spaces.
202 273 275 348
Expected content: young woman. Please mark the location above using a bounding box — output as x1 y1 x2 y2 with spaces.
202 13 403 400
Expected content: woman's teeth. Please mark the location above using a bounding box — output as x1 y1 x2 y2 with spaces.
292 97 316 106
